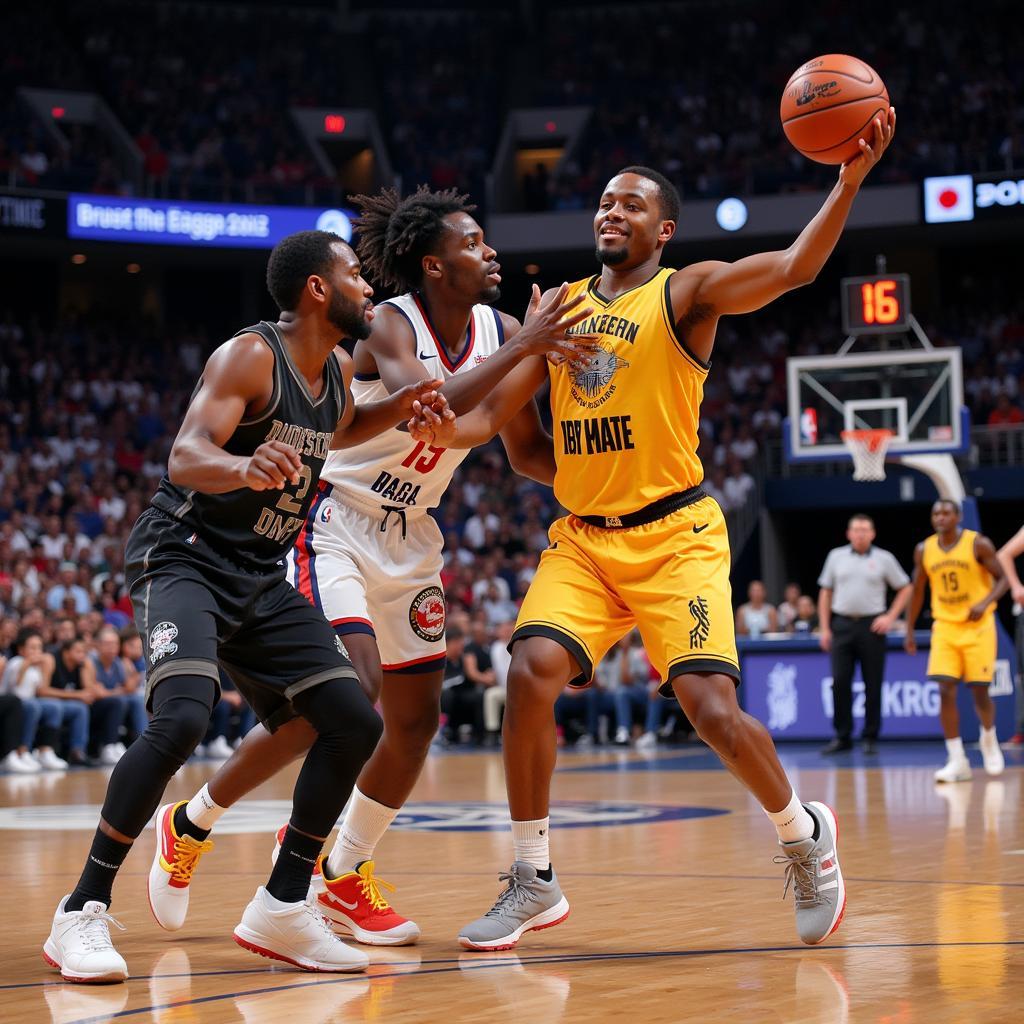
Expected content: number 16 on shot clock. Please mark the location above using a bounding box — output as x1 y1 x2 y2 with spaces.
841 273 911 335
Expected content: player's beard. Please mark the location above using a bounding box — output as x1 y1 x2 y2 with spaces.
479 283 501 305
595 244 629 266
328 291 372 340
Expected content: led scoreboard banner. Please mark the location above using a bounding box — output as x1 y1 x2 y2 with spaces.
840 273 911 335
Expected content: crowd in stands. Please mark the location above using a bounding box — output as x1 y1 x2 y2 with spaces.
2 1 1022 207
1 272 1023 767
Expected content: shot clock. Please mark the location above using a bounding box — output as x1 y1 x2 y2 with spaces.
840 273 911 335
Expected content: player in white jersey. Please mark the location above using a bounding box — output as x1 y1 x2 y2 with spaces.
163 186 596 944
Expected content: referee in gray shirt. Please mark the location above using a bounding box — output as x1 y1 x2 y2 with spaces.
817 513 912 754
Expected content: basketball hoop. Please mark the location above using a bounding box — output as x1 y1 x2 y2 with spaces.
841 429 894 482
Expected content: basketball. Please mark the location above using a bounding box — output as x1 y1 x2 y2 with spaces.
780 54 889 165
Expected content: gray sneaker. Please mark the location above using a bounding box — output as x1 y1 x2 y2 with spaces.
775 801 846 945
458 861 570 951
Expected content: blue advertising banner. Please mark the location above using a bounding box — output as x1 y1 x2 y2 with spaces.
741 638 1015 740
67 194 355 249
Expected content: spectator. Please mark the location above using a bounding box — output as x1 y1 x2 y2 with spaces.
464 500 500 551
440 626 485 744
46 562 92 616
723 455 755 510
1 627 84 770
790 594 820 634
461 619 497 745
50 636 124 765
987 392 1024 426
484 620 515 744
777 582 802 632
91 624 146 754
736 581 778 638
0 690 30 772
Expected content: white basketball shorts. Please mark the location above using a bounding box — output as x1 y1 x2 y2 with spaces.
285 485 447 674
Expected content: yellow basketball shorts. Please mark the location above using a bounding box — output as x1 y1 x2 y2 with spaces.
926 618 997 686
512 495 739 694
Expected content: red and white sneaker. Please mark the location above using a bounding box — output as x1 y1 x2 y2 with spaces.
271 825 419 945
148 801 214 931
318 860 421 946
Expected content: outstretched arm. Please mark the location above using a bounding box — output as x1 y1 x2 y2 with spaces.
671 109 896 364
996 525 1024 605
969 535 1008 620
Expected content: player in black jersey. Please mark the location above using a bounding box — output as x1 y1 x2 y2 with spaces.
43 230 451 983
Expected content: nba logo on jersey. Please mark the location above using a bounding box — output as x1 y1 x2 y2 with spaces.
800 408 818 446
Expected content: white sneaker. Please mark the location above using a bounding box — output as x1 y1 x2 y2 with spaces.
635 731 658 751
979 730 1005 777
193 744 207 759
114 742 128 757
43 896 128 983
100 744 122 766
36 748 69 771
206 736 234 760
3 750 38 773
934 757 972 783
21 750 43 770
614 726 630 745
233 887 369 972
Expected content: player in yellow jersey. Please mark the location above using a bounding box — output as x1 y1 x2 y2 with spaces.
905 499 1007 782
439 109 897 952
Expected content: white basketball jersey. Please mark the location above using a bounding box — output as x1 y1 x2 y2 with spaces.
322 292 504 515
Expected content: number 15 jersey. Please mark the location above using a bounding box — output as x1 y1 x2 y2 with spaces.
323 292 504 514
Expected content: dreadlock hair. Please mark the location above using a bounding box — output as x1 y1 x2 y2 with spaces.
351 185 476 294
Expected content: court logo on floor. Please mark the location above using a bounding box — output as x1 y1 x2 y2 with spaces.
0 799 727 832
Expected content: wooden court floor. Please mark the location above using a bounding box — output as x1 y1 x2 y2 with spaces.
2 743 1021 1023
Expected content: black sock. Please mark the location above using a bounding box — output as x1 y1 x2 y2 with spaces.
66 828 132 912
537 865 553 882
174 802 210 842
266 825 323 903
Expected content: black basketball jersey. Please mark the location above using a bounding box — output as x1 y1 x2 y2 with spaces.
151 321 345 571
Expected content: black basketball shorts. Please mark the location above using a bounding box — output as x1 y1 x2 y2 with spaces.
126 508 358 732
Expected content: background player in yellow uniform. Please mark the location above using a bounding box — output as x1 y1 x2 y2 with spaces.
905 499 1007 782
452 108 896 952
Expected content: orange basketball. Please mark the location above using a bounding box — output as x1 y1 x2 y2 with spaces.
780 54 889 165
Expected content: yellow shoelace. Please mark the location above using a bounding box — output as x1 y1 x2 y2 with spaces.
170 836 214 885
356 863 397 913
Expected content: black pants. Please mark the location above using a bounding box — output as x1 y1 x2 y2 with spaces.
441 684 485 743
0 695 23 757
831 614 886 741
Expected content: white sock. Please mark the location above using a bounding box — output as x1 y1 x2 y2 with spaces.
512 817 550 871
980 726 997 744
185 784 227 832
764 790 815 844
325 787 399 878
945 737 966 760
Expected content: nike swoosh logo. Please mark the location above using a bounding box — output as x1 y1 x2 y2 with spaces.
322 893 359 912
417 352 432 360
693 523 709 534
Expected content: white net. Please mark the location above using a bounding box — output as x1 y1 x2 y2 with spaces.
841 429 894 482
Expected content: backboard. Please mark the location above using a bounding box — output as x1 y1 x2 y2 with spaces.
785 348 967 462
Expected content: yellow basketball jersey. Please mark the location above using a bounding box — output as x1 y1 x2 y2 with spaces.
550 267 706 517
922 529 994 624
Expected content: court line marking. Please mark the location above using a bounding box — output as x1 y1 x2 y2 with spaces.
46 940 1024 1024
